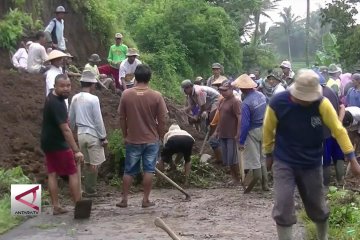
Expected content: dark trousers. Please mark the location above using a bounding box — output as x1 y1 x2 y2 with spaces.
272 160 329 226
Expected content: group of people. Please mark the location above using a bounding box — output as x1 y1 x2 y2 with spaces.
12 5 142 97
177 61 360 240
9 5 360 240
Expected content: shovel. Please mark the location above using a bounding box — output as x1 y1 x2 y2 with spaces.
74 161 92 219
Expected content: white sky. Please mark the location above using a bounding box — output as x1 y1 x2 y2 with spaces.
262 0 359 26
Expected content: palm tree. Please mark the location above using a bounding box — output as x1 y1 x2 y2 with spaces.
276 6 300 62
305 0 310 67
258 22 270 44
252 0 281 46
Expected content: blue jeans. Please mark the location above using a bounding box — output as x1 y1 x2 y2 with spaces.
124 142 160 176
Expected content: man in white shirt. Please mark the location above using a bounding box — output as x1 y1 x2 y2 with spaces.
45 50 68 106
27 31 48 74
343 106 360 132
12 41 32 72
44 6 67 51
69 70 107 197
119 48 142 90
343 106 360 157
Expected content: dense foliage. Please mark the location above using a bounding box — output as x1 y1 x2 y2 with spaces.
0 8 42 51
320 0 360 68
68 0 243 100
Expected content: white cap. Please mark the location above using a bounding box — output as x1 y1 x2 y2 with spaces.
55 6 66 13
280 60 292 69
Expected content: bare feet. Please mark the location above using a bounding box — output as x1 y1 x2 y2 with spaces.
142 201 155 208
116 200 128 208
53 206 68 215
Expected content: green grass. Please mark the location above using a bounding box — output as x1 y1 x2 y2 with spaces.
300 186 360 240
0 167 32 234
0 195 24 234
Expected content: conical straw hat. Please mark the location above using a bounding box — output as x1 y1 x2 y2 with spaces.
46 50 68 62
231 74 257 89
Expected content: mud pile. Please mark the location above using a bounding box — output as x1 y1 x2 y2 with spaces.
0 67 208 182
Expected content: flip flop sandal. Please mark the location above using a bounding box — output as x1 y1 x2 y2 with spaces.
116 200 128 208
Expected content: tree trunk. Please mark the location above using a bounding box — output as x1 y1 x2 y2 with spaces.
305 0 310 67
252 11 260 46
287 30 292 62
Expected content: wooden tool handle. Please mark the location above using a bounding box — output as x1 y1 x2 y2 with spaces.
154 217 181 240
155 168 191 200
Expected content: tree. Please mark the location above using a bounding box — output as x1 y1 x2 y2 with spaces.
252 0 281 46
305 0 310 67
276 7 300 62
320 0 360 67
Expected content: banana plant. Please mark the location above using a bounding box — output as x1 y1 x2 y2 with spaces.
315 32 340 66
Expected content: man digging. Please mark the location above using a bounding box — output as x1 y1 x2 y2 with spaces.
69 70 107 197
84 53 115 91
181 80 222 164
117 64 167 208
157 124 195 186
214 80 241 185
263 69 360 240
232 74 269 193
41 74 84 215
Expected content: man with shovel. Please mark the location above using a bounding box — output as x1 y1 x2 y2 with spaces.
84 53 114 91
157 124 195 186
181 80 222 163
41 74 84 215
69 70 107 197
263 69 360 240
231 74 269 193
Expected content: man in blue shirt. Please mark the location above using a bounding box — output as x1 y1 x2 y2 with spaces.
346 73 360 107
316 70 346 186
231 74 269 193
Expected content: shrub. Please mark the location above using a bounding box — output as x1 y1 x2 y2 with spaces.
107 129 126 175
0 167 31 234
300 186 360 239
0 8 42 51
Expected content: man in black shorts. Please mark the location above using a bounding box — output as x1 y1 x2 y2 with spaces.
157 124 195 186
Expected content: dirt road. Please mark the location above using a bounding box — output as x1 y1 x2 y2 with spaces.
1 188 305 240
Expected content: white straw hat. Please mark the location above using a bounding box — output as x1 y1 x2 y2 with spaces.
289 69 322 102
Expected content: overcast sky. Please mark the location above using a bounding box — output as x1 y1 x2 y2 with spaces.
262 0 359 26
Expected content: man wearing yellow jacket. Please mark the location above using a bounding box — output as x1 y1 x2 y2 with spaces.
263 69 360 240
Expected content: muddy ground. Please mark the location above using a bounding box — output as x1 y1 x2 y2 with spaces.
1 187 306 240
